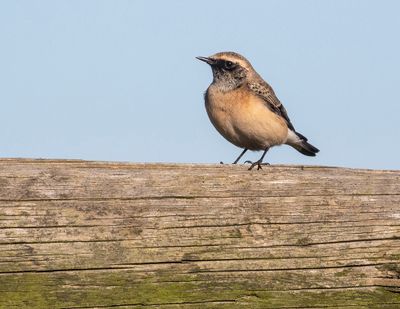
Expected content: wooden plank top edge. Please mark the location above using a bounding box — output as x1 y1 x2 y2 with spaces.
0 157 398 173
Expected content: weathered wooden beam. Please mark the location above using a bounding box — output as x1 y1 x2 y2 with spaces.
0 158 399 308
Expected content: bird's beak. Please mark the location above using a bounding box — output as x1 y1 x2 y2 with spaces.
196 56 215 65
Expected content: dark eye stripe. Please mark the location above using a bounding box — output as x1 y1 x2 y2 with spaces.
224 60 235 70
215 60 236 70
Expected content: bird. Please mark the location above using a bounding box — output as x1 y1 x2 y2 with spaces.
196 51 319 170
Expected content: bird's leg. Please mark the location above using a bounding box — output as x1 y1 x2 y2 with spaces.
232 149 248 164
248 147 270 170
220 148 248 164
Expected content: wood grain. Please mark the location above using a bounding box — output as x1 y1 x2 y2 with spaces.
0 158 399 308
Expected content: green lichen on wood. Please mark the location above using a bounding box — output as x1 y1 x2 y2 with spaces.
1 272 399 308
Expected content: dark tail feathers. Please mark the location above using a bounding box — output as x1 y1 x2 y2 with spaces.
290 131 320 157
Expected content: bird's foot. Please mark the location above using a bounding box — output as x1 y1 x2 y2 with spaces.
220 161 241 165
246 160 270 171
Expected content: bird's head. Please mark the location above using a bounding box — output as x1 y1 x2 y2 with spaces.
196 52 253 91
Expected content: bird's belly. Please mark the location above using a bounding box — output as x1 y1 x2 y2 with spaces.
206 93 288 150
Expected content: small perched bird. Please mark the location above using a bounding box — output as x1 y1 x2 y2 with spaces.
197 51 319 170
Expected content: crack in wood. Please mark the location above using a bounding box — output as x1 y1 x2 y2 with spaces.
0 261 393 275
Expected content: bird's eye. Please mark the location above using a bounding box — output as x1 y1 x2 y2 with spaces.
224 61 235 70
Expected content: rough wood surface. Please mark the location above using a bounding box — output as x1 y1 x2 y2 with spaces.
0 158 399 308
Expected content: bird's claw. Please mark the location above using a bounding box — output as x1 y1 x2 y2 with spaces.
248 161 270 171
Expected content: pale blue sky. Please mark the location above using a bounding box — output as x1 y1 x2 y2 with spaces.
1 1 399 169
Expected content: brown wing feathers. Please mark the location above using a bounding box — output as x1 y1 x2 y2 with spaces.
248 81 296 132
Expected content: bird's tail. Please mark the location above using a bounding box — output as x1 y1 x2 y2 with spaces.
286 130 319 157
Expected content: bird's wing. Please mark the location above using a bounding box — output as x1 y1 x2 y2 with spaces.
248 80 296 132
